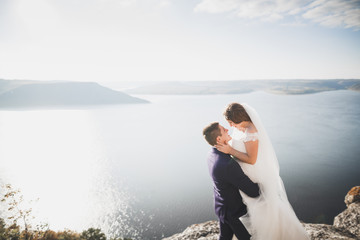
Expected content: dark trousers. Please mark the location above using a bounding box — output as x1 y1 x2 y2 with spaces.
218 216 251 240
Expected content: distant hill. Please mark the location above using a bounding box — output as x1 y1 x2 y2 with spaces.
0 80 148 109
124 79 360 95
348 83 360 92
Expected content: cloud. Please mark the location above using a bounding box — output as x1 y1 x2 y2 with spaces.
194 0 240 14
303 0 360 30
194 0 360 30
194 0 309 18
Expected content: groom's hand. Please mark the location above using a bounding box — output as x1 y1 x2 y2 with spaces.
215 142 233 154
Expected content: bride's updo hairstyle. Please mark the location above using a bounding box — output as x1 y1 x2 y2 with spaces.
224 103 252 124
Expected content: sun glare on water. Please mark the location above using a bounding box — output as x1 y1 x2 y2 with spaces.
0 110 136 236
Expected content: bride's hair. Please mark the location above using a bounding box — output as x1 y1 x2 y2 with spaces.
203 122 221 146
224 103 252 124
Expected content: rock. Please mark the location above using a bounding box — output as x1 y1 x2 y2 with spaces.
162 221 219 240
303 223 358 240
333 186 360 238
345 186 360 207
162 221 360 240
163 187 360 240
334 202 360 238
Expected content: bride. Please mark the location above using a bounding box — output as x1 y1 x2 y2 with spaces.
216 103 309 240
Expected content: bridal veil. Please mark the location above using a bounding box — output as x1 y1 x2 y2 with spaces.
237 104 309 240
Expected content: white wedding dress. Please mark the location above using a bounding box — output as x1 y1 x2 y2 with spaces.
229 104 309 240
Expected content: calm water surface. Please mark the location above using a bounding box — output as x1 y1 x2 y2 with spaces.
0 90 359 239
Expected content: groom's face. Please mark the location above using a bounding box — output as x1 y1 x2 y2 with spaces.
218 125 232 144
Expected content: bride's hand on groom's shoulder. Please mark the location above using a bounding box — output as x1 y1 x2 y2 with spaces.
215 142 233 154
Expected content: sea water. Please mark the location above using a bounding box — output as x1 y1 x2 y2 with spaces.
0 90 359 239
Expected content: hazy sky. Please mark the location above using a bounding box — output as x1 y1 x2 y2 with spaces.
0 0 359 82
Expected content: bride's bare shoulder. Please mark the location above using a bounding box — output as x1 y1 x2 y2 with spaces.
247 123 258 133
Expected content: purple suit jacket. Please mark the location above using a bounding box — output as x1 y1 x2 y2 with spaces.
207 148 260 222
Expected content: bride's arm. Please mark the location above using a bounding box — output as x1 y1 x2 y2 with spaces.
216 140 258 165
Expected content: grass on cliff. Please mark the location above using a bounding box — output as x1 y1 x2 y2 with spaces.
0 184 132 240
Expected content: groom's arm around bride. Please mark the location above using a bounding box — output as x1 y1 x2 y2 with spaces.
203 122 260 240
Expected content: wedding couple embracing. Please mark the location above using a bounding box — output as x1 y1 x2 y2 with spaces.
203 103 310 240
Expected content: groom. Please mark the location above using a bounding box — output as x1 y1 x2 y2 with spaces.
203 122 260 240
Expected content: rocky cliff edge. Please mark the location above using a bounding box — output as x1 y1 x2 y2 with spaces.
163 186 360 240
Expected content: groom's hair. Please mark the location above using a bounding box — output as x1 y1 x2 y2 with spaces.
203 122 221 146
224 103 252 124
